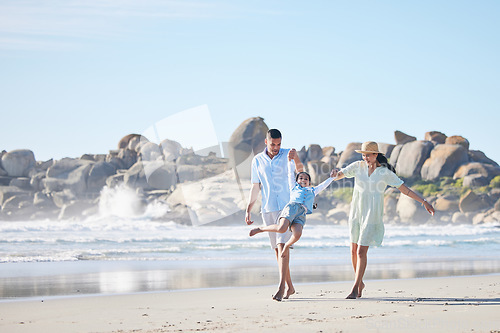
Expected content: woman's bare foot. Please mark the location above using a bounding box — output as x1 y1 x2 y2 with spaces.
273 290 284 302
249 228 262 237
283 287 295 299
357 282 365 298
346 290 358 299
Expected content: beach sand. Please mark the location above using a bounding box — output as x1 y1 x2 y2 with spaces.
1 274 498 333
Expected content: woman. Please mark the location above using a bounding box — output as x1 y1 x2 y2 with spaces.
333 141 435 299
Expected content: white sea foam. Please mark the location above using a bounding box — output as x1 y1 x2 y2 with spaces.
0 219 499 263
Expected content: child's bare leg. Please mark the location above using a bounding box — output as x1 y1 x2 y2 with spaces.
249 218 290 237
281 223 303 258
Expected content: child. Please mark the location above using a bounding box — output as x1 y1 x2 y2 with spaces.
250 159 337 299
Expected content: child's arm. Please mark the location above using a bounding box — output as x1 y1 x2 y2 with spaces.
288 160 296 191
313 169 337 195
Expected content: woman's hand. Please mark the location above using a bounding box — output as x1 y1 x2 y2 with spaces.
423 200 435 216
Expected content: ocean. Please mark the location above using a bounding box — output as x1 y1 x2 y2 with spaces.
1 212 499 299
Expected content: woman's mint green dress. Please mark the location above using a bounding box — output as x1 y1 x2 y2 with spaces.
340 161 404 246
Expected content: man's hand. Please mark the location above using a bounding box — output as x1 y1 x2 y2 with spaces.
245 211 254 225
288 148 297 161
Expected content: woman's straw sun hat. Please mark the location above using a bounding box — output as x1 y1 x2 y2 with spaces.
355 141 383 154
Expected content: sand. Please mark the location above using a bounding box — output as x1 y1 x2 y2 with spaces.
0 274 499 333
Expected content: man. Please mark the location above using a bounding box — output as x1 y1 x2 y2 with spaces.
245 128 304 301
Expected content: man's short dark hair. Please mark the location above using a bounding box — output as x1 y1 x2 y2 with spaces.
267 129 282 139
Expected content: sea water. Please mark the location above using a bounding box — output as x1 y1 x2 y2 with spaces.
0 186 499 299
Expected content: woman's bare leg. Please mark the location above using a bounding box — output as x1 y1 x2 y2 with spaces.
347 244 369 299
350 243 365 298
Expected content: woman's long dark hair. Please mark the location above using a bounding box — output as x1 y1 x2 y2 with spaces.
376 153 396 173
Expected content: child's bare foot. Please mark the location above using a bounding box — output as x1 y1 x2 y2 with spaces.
346 290 358 299
283 287 295 299
357 282 365 298
249 228 262 237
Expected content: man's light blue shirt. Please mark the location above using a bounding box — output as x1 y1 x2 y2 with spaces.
251 148 291 213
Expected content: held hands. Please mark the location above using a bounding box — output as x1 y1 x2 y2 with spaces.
330 168 339 178
288 148 297 161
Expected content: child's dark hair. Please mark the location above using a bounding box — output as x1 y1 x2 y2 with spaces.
296 171 311 183
376 153 396 173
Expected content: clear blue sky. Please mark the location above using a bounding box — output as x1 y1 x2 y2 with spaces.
1 1 499 164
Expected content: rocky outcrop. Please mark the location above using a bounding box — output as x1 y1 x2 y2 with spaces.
336 142 362 168
395 141 434 178
425 131 447 144
445 135 469 150
394 130 416 145
453 162 500 181
1 119 499 225
459 190 489 213
1 149 36 177
396 189 431 224
228 117 268 166
421 144 469 181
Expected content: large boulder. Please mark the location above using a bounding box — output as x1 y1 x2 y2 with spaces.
337 142 362 168
227 117 268 169
44 158 94 195
389 144 403 167
378 143 396 159
424 131 447 144
421 144 469 181
118 134 143 149
459 190 489 213
306 144 323 162
117 149 137 169
87 162 117 192
434 195 459 212
396 189 431 223
445 135 469 150
0 186 29 206
306 160 330 184
463 174 489 187
138 142 163 162
394 130 416 145
160 139 183 162
124 161 177 190
468 150 498 166
1 149 36 177
453 162 500 181
395 141 434 178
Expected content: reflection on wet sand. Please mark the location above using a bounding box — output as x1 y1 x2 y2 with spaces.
1 259 499 299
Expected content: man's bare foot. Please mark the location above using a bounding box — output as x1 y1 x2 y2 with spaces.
249 228 262 237
273 290 284 302
346 290 358 299
283 287 295 299
357 282 365 298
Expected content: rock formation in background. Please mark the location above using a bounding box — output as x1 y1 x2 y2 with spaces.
1 118 499 226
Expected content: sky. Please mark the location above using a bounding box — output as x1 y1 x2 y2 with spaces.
1 0 499 164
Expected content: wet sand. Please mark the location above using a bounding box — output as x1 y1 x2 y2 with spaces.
0 274 499 333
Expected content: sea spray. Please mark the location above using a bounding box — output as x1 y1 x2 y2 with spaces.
98 184 146 217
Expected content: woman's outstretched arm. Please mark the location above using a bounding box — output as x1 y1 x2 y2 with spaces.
398 184 435 215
